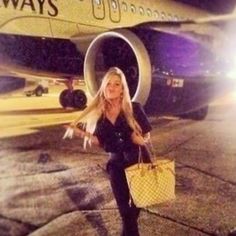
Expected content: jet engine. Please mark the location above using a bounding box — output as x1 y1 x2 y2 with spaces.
74 28 223 120
83 29 152 106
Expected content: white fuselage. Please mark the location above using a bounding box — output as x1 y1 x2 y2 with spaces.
0 0 211 39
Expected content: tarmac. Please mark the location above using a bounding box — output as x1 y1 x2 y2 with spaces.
0 92 236 236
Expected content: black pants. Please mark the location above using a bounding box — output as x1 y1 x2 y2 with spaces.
107 147 150 236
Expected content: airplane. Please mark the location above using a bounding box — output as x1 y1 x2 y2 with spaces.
0 62 88 108
0 0 235 120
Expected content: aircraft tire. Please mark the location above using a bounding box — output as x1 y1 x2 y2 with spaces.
73 89 87 109
181 105 209 120
59 89 74 108
190 106 209 120
35 86 43 97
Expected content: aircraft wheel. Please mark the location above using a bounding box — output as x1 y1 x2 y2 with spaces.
59 89 74 108
190 106 209 120
180 105 209 120
26 93 32 97
73 89 87 109
35 86 43 97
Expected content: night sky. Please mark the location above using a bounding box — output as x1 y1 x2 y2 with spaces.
175 0 236 14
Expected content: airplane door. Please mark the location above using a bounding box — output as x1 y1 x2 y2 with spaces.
108 0 121 22
92 0 105 20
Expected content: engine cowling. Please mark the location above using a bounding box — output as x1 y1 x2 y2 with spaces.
83 29 152 106
80 28 216 120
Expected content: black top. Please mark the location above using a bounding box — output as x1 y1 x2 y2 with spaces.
94 102 152 153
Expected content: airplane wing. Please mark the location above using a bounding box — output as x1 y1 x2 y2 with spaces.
134 13 236 57
1 7 235 119
0 57 86 100
80 12 236 119
0 58 83 83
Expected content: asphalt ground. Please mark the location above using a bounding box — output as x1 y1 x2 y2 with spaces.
0 90 236 235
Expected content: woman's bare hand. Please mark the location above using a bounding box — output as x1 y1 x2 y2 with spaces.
74 127 87 138
131 131 145 146
63 124 85 139
63 124 99 145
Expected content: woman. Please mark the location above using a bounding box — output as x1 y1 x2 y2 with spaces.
63 67 152 236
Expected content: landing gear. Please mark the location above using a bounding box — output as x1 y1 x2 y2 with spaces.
35 86 44 97
190 106 209 120
25 85 48 97
180 105 209 120
73 89 87 109
59 77 87 110
59 89 87 109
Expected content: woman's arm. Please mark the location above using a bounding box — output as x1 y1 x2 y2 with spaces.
143 132 151 143
63 125 100 146
131 131 152 146
74 126 100 145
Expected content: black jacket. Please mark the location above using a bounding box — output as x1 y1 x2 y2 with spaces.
94 102 152 153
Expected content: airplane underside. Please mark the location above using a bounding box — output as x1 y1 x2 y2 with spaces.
0 34 87 109
0 28 234 120
77 27 234 120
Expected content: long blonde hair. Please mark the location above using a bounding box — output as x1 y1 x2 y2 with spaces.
71 67 142 147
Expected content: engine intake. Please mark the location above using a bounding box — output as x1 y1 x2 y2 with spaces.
84 29 152 105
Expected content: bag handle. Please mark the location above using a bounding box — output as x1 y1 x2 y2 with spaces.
137 142 155 167
138 146 143 167
144 141 155 158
